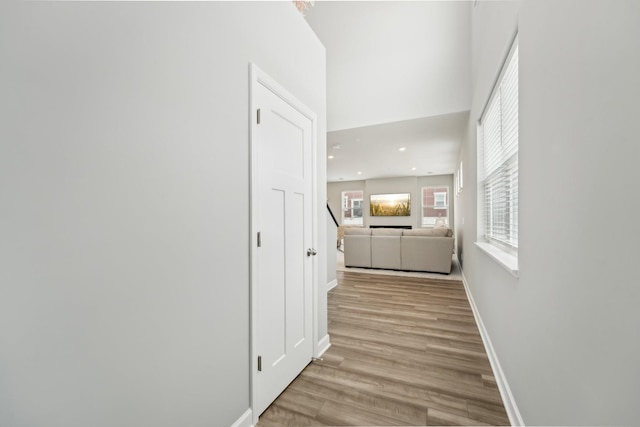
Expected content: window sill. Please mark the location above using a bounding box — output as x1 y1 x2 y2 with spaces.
474 242 519 278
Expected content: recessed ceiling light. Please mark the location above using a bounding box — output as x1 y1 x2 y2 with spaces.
328 155 334 159
339 178 344 180
427 171 433 174
411 167 417 171
357 171 362 175
398 147 407 152
332 144 341 150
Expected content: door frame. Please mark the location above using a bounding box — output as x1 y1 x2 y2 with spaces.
249 63 318 425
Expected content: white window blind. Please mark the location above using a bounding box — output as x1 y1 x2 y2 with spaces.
480 41 518 250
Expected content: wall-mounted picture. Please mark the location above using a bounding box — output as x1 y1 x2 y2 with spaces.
369 193 411 216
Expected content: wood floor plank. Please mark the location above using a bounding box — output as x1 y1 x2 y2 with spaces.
301 362 460 410
337 359 504 406
467 401 512 426
427 408 492 426
327 334 495 376
295 364 473 420
316 400 416 426
268 384 325 419
324 345 488 387
288 372 428 425
257 271 510 426
259 404 325 426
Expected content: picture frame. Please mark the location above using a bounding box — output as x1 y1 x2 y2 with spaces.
369 193 411 216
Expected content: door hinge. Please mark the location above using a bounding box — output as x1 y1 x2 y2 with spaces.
257 355 262 372
257 232 261 247
257 108 261 124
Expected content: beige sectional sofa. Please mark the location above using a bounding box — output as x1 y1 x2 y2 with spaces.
343 227 454 274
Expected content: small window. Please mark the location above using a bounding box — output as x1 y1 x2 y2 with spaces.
341 190 364 225
421 186 449 226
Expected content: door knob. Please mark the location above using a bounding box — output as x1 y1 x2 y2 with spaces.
307 248 317 257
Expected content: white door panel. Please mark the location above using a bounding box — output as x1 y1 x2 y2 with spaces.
253 75 314 417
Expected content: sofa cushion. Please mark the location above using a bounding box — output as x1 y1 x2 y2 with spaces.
371 228 404 236
344 228 371 236
401 235 454 273
343 233 372 268
403 227 452 237
371 235 401 269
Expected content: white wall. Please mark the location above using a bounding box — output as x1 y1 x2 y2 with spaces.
0 2 326 427
306 1 471 131
328 175 454 229
459 0 640 424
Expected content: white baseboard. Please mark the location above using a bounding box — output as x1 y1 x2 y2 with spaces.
460 269 525 426
316 333 331 358
327 278 338 291
230 408 253 427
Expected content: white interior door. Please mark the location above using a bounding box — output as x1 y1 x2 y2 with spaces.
252 71 314 417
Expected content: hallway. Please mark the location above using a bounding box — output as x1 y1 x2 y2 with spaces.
257 271 509 426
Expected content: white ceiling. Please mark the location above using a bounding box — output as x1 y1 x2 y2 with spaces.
304 1 472 182
325 111 469 182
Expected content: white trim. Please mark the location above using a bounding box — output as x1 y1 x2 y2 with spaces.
475 241 519 277
460 266 525 426
326 278 338 292
229 409 253 427
249 63 319 426
309 92 320 361
249 63 260 427
316 334 331 358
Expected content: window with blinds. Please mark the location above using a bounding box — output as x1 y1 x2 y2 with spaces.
479 39 518 252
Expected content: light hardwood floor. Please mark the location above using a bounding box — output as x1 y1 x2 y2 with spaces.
257 271 510 426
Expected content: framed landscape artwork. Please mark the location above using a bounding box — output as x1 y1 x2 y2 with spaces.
369 193 411 216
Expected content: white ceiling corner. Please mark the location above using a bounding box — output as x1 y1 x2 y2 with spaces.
304 1 472 182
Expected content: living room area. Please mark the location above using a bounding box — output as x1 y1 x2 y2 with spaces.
328 174 463 280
